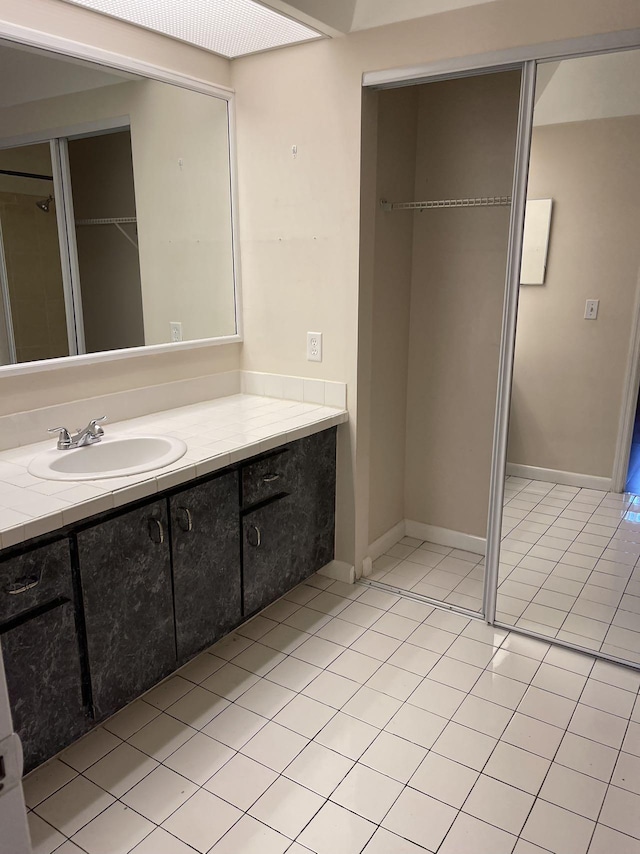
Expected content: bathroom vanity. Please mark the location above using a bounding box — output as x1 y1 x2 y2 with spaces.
0 397 344 774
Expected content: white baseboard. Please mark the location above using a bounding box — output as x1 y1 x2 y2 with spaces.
317 560 355 584
368 521 406 562
405 520 487 556
361 556 373 578
506 463 611 492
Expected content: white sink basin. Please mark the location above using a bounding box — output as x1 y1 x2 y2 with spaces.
28 435 188 481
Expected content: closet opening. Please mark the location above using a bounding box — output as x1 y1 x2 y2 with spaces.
360 67 523 615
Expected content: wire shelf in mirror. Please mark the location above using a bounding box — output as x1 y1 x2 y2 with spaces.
75 217 138 249
380 195 512 211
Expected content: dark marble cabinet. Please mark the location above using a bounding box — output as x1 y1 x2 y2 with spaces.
1 426 338 771
77 500 175 720
0 540 88 773
242 429 337 615
171 471 241 663
243 494 297 615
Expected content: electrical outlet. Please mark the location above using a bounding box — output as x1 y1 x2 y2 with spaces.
170 321 183 342
307 331 322 362
584 299 599 320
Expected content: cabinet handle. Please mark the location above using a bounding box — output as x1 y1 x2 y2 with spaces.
247 525 261 547
177 507 193 532
5 574 40 595
262 473 280 484
147 518 165 544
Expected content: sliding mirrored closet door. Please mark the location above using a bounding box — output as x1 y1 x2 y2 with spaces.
496 49 640 662
366 68 522 613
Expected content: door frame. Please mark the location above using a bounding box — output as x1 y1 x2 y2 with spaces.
0 216 17 364
363 30 640 643
612 270 640 493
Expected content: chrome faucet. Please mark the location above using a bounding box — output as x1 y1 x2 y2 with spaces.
48 416 107 450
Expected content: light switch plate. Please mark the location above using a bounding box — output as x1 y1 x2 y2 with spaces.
584 299 599 320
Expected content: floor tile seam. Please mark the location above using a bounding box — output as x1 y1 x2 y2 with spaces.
29 811 74 851
206 808 302 854
24 765 82 811
326 765 407 832
215 679 344 747
78 741 164 803
585 695 640 845
506 640 603 853
454 774 535 839
56 731 126 780
288 791 379 853
38 778 161 852
157 726 343 852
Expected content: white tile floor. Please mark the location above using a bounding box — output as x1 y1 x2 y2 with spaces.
24 572 640 854
369 479 640 664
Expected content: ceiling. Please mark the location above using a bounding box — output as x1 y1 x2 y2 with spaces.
0 41 130 109
266 0 500 35
57 0 502 58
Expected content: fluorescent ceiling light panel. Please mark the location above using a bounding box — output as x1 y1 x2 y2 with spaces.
61 0 322 58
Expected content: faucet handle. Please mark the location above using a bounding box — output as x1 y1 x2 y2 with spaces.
48 426 72 450
89 416 107 436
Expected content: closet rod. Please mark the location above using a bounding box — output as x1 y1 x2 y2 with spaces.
381 196 512 211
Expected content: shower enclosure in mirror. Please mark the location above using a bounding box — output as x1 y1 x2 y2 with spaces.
362 68 522 614
0 38 239 366
496 48 640 662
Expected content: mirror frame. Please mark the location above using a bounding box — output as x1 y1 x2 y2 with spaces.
0 19 243 377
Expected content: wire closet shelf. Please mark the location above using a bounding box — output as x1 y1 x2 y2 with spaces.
381 196 512 211
75 216 138 249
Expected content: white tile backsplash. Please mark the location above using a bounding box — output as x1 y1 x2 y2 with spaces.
244 372 346 410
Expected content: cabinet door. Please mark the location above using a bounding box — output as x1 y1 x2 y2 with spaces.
0 539 88 773
170 472 241 663
290 428 337 584
243 494 297 615
77 500 175 720
2 601 87 773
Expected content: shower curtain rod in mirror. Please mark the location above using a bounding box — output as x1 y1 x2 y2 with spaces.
0 168 53 180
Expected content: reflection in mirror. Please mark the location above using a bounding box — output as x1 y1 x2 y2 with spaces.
364 69 521 612
0 141 68 362
499 49 640 661
0 39 237 366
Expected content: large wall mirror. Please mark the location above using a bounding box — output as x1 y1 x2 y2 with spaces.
0 38 239 368
497 48 640 663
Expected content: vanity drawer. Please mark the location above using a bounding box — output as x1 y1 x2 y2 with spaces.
241 448 297 508
0 539 73 622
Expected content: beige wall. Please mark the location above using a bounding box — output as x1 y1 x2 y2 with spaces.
508 115 640 477
367 88 416 543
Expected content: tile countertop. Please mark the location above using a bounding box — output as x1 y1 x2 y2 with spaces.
0 394 348 551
